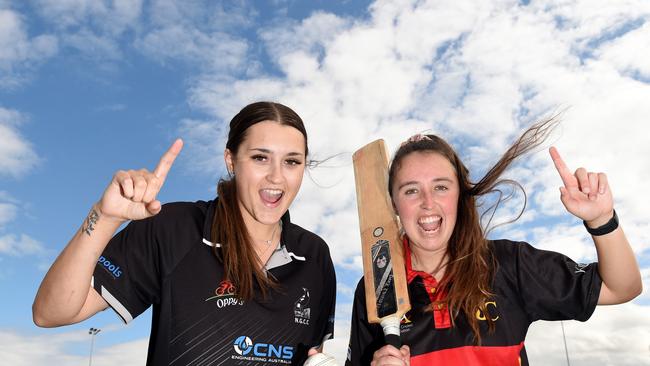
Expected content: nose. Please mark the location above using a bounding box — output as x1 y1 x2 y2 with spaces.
266 160 284 184
420 190 434 210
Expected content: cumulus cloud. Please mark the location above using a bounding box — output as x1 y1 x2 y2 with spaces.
0 191 19 228
0 233 44 256
32 0 143 35
526 303 650 365
0 107 39 178
134 0 253 73
175 0 650 360
0 8 58 88
0 329 148 366
6 0 647 363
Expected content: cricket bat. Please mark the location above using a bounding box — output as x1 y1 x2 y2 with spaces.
353 139 411 348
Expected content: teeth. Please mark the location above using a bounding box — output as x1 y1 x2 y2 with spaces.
418 216 441 224
262 189 283 196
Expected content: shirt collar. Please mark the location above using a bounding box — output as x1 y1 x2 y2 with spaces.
202 198 292 245
404 236 441 286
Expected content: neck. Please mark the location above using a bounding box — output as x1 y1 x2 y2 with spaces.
238 204 282 245
409 244 448 281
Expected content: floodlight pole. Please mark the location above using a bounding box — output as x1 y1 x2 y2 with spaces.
88 327 101 366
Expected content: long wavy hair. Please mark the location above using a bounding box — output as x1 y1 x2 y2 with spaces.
388 116 560 343
212 101 308 301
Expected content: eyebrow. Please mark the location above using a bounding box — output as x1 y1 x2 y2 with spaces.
248 148 305 157
397 177 454 191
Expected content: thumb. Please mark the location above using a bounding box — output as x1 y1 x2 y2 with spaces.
146 200 162 215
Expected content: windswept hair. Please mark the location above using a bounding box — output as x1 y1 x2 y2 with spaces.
388 116 560 344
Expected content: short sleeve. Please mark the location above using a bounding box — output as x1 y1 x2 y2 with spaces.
92 202 200 324
310 243 337 348
92 216 161 323
507 240 602 322
345 278 384 366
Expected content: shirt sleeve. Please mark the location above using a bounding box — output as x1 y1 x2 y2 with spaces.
92 202 197 324
345 278 384 366
507 240 602 323
91 215 162 324
310 242 337 348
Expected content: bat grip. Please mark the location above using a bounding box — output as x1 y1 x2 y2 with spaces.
380 317 401 348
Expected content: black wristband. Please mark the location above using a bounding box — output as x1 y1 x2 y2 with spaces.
583 210 618 236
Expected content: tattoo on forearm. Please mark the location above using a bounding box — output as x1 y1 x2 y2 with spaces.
84 209 100 236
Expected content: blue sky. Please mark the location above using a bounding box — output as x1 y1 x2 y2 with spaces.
1 1 650 365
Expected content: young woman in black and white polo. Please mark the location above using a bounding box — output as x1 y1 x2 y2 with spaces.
33 101 337 366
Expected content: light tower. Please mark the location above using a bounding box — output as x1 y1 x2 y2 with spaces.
88 327 101 366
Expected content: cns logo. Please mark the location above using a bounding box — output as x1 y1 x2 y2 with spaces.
232 336 294 360
98 256 122 278
233 336 253 355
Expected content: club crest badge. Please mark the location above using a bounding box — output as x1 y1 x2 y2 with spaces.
294 287 311 325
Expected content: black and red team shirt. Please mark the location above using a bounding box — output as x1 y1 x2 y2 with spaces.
346 238 602 366
92 199 336 366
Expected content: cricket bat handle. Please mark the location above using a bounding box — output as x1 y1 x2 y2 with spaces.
380 317 401 348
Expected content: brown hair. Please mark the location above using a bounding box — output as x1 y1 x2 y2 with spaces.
388 116 560 344
212 101 308 301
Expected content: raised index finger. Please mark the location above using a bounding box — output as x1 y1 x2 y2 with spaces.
154 138 184 181
549 146 576 188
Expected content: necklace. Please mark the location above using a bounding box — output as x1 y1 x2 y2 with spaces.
263 222 281 245
255 222 282 264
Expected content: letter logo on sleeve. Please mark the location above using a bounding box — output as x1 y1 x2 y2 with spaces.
97 256 123 279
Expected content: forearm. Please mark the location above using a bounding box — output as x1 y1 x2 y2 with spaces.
32 205 124 326
591 221 642 304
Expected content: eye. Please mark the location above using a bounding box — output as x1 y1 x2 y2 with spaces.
404 188 418 195
251 154 267 162
285 158 303 166
434 185 448 191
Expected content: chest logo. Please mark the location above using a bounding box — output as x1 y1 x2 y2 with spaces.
475 301 500 321
205 280 244 308
294 287 311 325
575 263 589 274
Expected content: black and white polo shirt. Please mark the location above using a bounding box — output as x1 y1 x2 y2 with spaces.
92 199 336 366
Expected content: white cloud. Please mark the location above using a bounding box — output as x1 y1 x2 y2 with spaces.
0 233 44 256
62 28 122 61
0 201 18 228
0 8 58 88
32 0 143 35
526 303 650 365
133 0 254 73
176 2 650 361
136 25 248 71
0 107 39 178
181 0 650 269
0 329 148 366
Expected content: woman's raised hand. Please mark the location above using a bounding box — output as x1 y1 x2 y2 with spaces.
549 146 614 225
98 139 183 222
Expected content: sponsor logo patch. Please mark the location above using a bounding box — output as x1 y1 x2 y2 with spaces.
205 280 244 308
232 335 293 363
97 256 122 279
575 263 589 274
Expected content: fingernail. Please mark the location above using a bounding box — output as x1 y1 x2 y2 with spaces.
583 187 590 194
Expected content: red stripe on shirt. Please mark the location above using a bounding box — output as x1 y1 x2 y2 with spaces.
411 342 524 366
